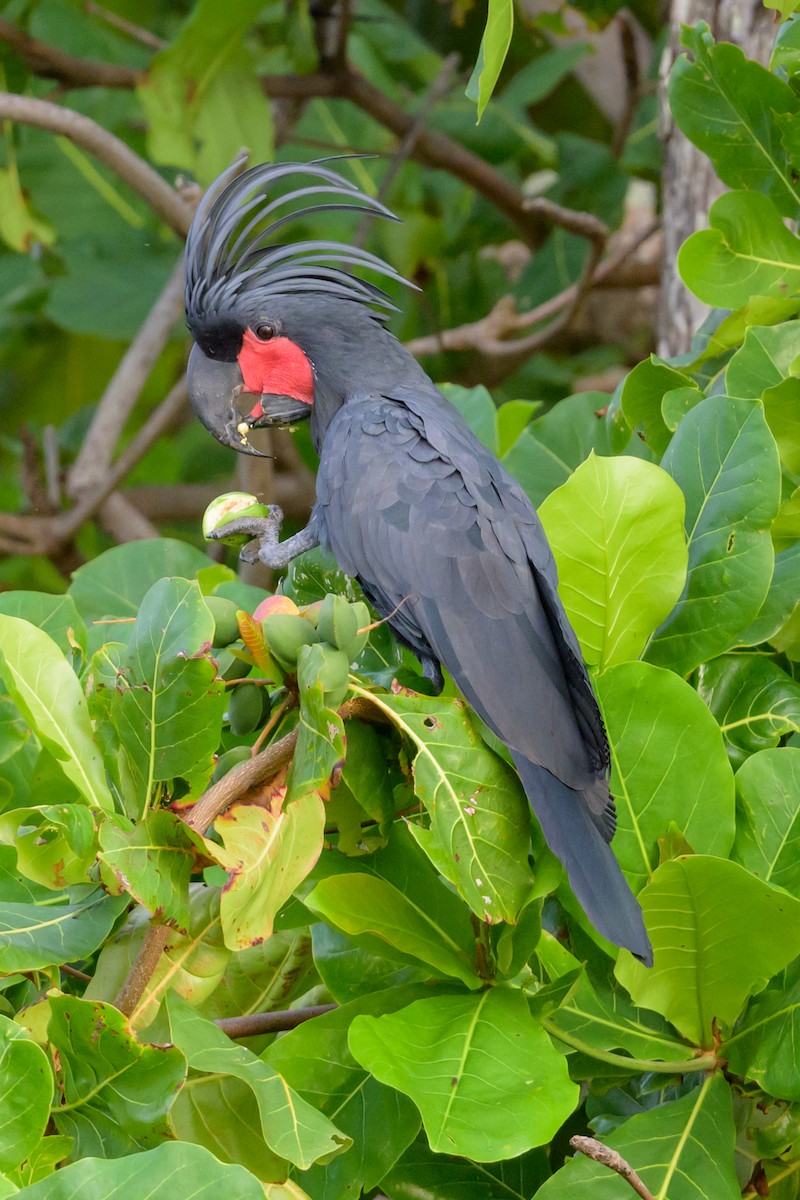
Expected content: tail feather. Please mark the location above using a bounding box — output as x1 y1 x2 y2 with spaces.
512 753 653 966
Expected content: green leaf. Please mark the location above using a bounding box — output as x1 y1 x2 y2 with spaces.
196 927 314 1023
98 810 206 929
166 992 349 1169
349 688 533 924
736 543 800 647
501 393 614 507
697 655 800 766
732 748 800 895
349 989 578 1160
679 191 800 307
619 356 700 453
465 0 514 121
0 593 86 660
382 1141 549 1200
647 397 781 675
68 539 211 655
89 578 225 815
440 384 499 454
0 805 98 890
0 616 112 812
669 25 800 216
305 873 482 989
536 1072 739 1199
597 662 734 893
49 996 186 1157
212 788 326 951
170 1073 288 1182
0 1016 52 1171
11 1142 265 1199
538 455 687 671
724 961 800 1099
726 320 800 399
287 651 346 805
615 856 800 1045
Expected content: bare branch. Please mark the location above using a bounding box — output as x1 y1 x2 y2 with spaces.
216 1004 337 1039
67 259 186 498
0 17 140 88
570 1137 655 1200
0 92 192 236
82 2 166 50
97 493 159 543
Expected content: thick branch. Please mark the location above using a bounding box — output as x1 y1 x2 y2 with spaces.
0 16 140 88
216 1004 337 1039
569 1137 655 1200
0 92 192 236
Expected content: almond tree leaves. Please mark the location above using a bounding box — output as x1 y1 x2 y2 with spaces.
0 804 98 889
697 655 800 765
10 1142 265 1200
89 578 225 817
538 455 688 670
0 615 113 812
349 988 578 1161
536 1072 740 1200
733 749 800 897
349 687 533 924
725 959 800 1100
647 397 782 675
166 993 349 1170
0 1016 53 1172
597 662 735 893
616 856 800 1046
669 25 800 217
98 810 208 930
48 996 186 1158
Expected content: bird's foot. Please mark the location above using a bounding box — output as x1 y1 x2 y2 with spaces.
209 507 319 569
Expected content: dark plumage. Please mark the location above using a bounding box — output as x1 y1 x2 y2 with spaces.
184 160 652 966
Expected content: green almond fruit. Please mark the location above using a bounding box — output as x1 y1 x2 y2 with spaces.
205 595 242 648
297 642 350 709
221 653 252 682
343 600 372 661
211 746 252 784
228 682 270 735
261 612 320 667
317 594 359 654
202 492 271 547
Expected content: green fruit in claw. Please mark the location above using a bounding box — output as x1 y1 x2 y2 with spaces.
202 492 270 547
228 683 270 735
205 596 242 647
261 613 320 667
211 746 252 784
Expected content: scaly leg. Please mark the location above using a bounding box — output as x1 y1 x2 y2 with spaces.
208 506 319 569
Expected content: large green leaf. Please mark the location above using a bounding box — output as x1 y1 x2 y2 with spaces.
68 539 211 655
349 989 578 1161
501 393 615 507
89 578 225 815
381 1141 550 1200
697 655 800 766
12 1142 264 1199
679 191 800 307
619 356 700 455
647 397 781 674
98 810 207 930
166 993 349 1169
538 455 687 670
0 804 98 890
536 1072 739 1199
465 0 514 121
350 687 533 924
0 616 112 812
196 927 314 1023
441 383 500 454
732 748 800 896
212 787 326 951
49 996 186 1158
737 543 800 647
615 856 800 1046
170 1072 288 1182
597 662 735 892
669 25 800 216
0 592 86 659
0 1016 52 1171
724 961 800 1100
725 320 800 399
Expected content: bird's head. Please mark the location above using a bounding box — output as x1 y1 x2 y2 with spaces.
184 159 415 455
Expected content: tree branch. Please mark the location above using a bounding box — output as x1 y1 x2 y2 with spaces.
215 1004 337 1039
569 1137 655 1200
0 91 192 236
0 17 141 88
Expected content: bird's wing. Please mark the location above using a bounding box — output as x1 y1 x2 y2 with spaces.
315 390 609 797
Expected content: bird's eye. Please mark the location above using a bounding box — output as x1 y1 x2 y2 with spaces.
255 323 275 341
206 346 216 357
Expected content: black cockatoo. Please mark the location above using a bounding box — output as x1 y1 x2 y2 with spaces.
185 160 652 966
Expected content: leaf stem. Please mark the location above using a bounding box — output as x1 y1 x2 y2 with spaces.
541 1017 717 1074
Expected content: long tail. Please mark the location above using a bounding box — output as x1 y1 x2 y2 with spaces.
512 753 653 966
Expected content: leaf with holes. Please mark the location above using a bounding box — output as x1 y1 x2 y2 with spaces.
647 397 781 675
615 856 800 1045
538 455 687 671
597 662 734 893
0 804 98 890
349 687 533 924
349 989 578 1161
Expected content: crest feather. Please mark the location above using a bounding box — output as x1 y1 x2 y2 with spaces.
185 158 412 326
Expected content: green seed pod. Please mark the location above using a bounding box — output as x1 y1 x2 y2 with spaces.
205 595 242 648
211 745 251 784
344 600 372 661
221 653 252 682
228 682 269 735
317 594 359 653
202 492 271 547
261 612 320 668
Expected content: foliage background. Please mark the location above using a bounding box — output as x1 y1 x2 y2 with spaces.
0 1 799 1198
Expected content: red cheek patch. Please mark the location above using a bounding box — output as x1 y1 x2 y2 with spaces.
238 329 315 407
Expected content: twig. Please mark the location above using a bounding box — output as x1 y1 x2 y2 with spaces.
43 426 61 508
215 1004 337 1039
0 17 140 88
0 92 192 236
611 11 643 158
97 492 159 543
570 1137 655 1200
82 2 166 50
67 259 186 499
